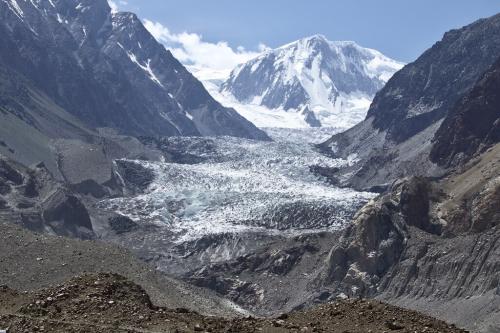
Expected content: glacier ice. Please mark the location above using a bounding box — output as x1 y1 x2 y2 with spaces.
98 128 376 244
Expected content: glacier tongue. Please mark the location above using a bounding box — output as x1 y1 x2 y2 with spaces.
98 128 375 244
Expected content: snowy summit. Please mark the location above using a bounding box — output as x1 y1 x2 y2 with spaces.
220 35 404 129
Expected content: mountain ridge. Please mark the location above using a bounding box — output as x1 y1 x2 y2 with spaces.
0 0 268 140
221 35 404 128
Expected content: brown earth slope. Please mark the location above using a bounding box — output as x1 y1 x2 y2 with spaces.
0 273 466 333
0 221 243 318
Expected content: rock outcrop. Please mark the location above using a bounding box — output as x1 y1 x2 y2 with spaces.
0 156 93 238
314 26 500 330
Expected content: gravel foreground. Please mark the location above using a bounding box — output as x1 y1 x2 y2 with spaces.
0 273 466 333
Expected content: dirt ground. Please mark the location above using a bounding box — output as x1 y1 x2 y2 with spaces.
0 273 467 333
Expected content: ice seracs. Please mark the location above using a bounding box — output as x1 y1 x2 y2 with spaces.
99 131 375 244
220 35 404 129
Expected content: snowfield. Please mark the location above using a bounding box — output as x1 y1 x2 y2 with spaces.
190 66 372 129
99 128 375 244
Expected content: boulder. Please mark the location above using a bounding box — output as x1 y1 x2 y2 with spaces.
42 190 93 238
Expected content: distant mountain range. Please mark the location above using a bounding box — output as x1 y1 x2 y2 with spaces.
219 35 404 128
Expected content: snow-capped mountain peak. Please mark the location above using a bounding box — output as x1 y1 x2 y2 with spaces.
221 35 404 128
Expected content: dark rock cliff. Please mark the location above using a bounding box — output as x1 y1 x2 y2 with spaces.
317 147 500 332
315 21 500 330
430 56 500 167
367 13 500 143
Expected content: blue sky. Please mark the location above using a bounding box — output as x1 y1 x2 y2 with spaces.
111 0 500 66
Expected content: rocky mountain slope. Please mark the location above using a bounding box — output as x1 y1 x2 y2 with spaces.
221 35 403 128
320 13 500 190
0 153 474 332
180 15 500 332
315 143 500 333
308 22 500 332
0 3 498 332
0 0 268 200
0 272 466 332
0 0 267 140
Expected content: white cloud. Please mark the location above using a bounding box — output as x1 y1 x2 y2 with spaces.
108 1 129 13
143 19 267 72
107 0 119 13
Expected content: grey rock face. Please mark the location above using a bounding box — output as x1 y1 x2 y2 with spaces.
0 159 24 186
319 177 441 295
312 18 500 329
367 13 500 143
302 106 322 127
0 0 268 140
108 215 139 235
114 160 155 195
42 191 93 236
0 156 94 238
430 56 500 167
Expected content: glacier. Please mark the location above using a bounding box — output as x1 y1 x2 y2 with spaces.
98 128 375 246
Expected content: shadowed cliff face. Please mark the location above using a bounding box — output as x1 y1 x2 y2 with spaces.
320 177 441 295
315 32 500 330
430 56 500 167
367 14 500 144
